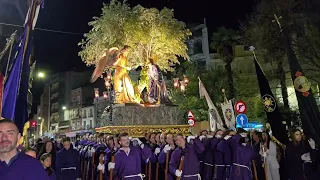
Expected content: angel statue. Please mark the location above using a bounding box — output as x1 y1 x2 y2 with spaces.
146 58 172 105
91 45 138 104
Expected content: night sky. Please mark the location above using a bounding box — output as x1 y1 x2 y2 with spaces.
31 0 255 115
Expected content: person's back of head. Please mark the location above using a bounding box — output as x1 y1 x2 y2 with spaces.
23 147 36 158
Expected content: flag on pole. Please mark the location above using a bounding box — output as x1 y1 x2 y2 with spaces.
221 99 236 129
283 30 320 145
1 0 41 134
199 78 225 130
251 47 289 145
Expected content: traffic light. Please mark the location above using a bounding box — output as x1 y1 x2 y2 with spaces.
30 121 36 128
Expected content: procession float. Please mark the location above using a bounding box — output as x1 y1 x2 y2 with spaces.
79 0 192 137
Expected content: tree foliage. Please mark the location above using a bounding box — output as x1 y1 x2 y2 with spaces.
210 27 240 99
78 0 191 72
168 61 228 121
241 0 320 83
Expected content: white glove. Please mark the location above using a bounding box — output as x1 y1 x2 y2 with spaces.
129 136 132 140
83 146 88 151
97 163 105 173
154 148 161 155
131 138 142 145
224 135 231 140
146 158 150 163
240 133 247 138
215 134 222 139
108 162 115 171
187 136 196 143
175 170 182 177
262 152 267 158
268 129 273 136
308 138 316 150
301 153 312 162
199 135 206 141
163 145 171 153
206 135 213 139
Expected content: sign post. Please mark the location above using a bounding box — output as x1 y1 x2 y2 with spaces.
236 114 248 127
235 100 247 114
187 110 196 127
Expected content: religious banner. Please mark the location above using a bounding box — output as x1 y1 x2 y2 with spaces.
0 73 4 119
221 100 235 129
251 46 289 145
199 78 225 130
282 30 320 145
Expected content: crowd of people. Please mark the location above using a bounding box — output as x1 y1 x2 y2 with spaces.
0 118 319 180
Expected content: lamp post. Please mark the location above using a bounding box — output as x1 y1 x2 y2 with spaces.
94 72 115 127
173 75 189 119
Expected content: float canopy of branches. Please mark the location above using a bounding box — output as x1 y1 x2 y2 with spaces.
78 0 191 72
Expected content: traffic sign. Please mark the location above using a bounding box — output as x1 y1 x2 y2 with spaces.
235 101 247 114
236 114 248 127
188 110 194 119
188 119 195 126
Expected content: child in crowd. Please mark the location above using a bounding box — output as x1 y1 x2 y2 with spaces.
40 153 56 180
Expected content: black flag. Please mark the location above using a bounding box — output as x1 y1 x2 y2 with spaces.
253 54 289 145
283 31 320 145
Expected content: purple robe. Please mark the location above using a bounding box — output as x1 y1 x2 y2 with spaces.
216 138 233 179
112 146 152 180
286 141 318 180
158 148 175 180
201 138 214 180
56 146 81 180
0 152 50 180
229 142 257 180
211 137 225 180
169 138 205 180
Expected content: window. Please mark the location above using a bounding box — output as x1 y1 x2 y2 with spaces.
83 110 87 118
83 121 87 129
90 120 92 128
89 109 93 117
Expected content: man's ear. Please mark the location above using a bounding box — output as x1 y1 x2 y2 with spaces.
17 133 22 146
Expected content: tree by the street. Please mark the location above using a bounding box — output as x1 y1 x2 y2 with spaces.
78 0 191 72
210 27 240 100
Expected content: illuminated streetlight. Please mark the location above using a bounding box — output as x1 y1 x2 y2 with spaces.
103 91 108 100
62 106 66 110
37 72 45 78
180 81 186 92
183 75 189 85
38 117 41 120
173 78 180 88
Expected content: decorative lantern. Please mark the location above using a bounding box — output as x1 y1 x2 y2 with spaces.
183 75 189 85
94 88 99 98
103 91 108 100
105 80 111 89
106 70 112 81
180 81 186 92
173 78 180 88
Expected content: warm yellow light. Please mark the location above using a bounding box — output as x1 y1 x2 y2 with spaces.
37 72 45 78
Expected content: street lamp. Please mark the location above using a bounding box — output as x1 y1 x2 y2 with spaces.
62 106 66 110
38 117 41 120
37 72 45 78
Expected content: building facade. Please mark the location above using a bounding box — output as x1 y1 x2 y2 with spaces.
81 106 95 130
39 71 91 135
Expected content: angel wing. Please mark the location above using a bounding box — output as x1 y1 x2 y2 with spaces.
90 47 119 83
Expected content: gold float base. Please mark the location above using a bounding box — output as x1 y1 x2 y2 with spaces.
95 124 191 137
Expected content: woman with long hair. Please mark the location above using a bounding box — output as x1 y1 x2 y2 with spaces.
260 132 280 180
40 153 56 180
286 129 318 180
38 141 56 170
